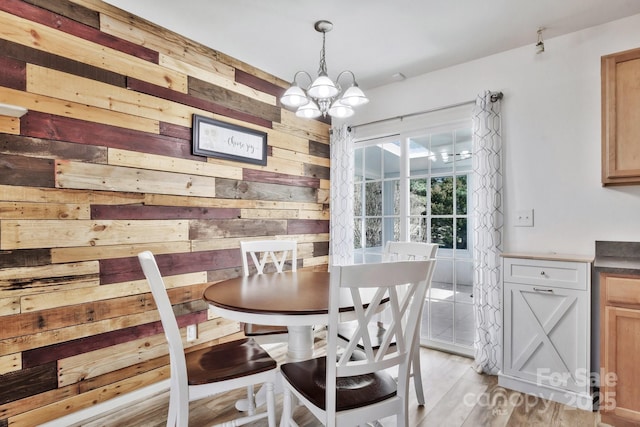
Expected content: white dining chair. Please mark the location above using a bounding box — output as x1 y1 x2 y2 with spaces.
137 251 278 427
336 241 438 406
280 259 436 427
240 240 297 344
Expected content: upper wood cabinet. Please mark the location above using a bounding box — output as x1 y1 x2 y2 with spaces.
601 47 640 186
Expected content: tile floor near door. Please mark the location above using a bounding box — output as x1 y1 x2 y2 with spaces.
76 332 602 427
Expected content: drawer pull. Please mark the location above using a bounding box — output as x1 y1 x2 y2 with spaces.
540 271 546 276
533 287 554 293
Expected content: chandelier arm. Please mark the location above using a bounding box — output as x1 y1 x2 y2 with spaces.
292 70 313 87
335 70 356 86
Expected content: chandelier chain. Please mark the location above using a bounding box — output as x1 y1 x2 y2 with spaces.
318 31 328 77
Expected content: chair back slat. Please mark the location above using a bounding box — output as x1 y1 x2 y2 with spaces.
383 241 438 262
241 240 297 276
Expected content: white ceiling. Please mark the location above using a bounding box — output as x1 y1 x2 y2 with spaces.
103 0 640 90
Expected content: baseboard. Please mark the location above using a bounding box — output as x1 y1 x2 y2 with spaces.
498 373 594 411
38 380 170 427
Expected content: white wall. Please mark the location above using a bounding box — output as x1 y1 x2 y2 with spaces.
351 14 640 256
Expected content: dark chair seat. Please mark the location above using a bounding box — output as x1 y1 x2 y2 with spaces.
280 357 397 411
187 338 277 385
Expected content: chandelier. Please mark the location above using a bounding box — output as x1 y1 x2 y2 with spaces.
280 20 369 119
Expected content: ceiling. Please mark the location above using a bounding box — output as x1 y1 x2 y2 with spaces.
103 0 640 90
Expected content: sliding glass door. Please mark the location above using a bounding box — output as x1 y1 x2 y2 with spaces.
353 116 474 356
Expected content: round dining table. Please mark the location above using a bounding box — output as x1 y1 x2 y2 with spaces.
203 270 336 361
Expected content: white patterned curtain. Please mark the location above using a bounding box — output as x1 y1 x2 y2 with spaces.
472 91 504 375
329 124 354 266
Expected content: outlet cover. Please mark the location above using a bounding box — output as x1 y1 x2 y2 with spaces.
515 209 534 227
186 324 197 342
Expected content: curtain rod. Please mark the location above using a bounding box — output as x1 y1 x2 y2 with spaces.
349 91 503 131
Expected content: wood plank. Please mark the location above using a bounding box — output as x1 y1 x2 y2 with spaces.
243 169 320 188
19 112 185 158
0 201 90 220
0 298 20 317
189 219 288 241
160 54 276 105
159 121 190 140
317 188 330 204
0 261 99 297
55 161 217 198
313 241 330 258
0 0 157 62
0 184 145 205
0 153 55 188
0 55 26 90
0 38 126 87
5 291 151 340
50 241 192 264
0 134 107 163
287 219 330 235
0 87 159 134
304 163 331 180
299 209 330 220
19 0 100 29
0 249 50 269
0 362 57 406
0 116 20 135
0 10 185 91
240 209 299 220
90 204 239 220
0 219 188 250
0 353 20 375
108 148 243 180
272 146 331 168
215 178 318 203
188 76 281 124
144 193 324 211
309 139 330 159
99 249 241 285
27 65 192 126
235 68 285 98
126 77 273 129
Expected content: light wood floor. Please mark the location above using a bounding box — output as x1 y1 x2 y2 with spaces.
75 333 603 427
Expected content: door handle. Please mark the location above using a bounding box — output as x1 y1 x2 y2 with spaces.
533 287 554 293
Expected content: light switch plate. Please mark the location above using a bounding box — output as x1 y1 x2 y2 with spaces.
515 209 534 227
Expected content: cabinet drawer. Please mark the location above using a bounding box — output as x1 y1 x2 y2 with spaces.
503 257 588 290
603 275 640 307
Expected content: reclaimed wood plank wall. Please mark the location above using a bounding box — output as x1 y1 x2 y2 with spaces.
0 0 331 424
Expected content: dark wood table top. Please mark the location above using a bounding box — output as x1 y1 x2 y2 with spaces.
203 271 332 316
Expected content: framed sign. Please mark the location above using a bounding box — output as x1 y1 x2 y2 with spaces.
192 115 267 165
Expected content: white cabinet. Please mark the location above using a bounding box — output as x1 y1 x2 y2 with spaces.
499 254 593 410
